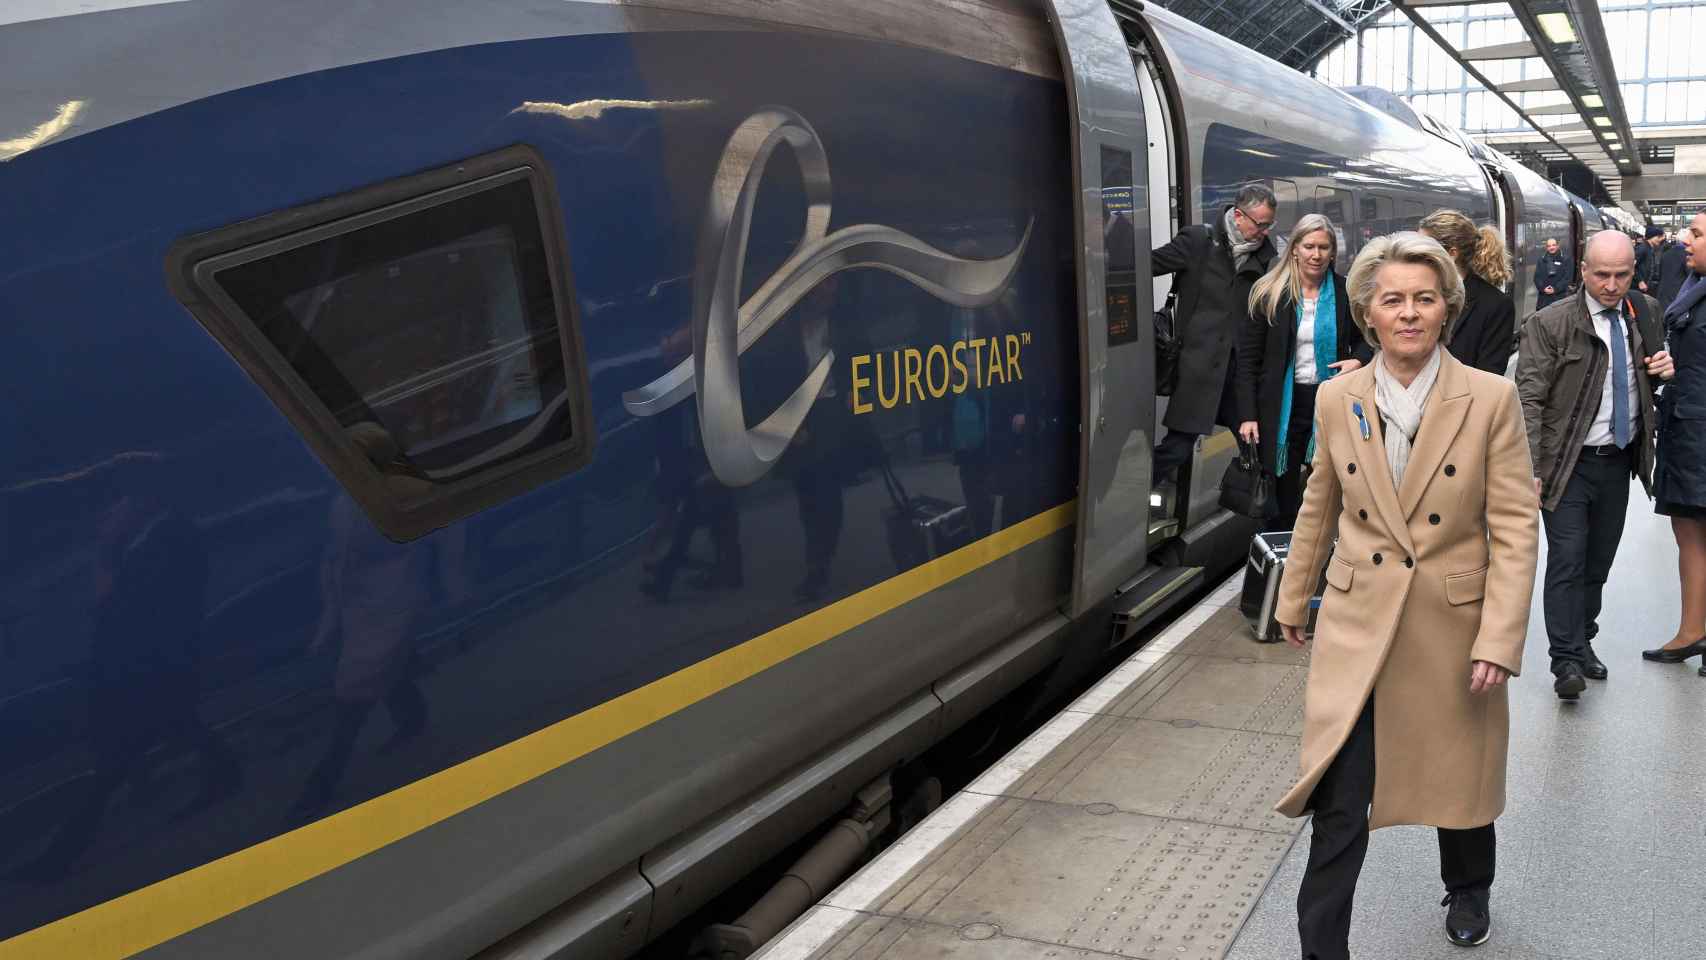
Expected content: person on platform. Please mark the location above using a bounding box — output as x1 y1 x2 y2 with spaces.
1150 182 1279 484
1516 231 1674 700
1274 232 1538 958
1235 214 1372 528
1658 227 1694 308
1533 237 1572 310
1636 225 1665 295
1420 209 1516 374
1648 211 1706 676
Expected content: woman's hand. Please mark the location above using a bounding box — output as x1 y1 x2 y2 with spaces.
1238 420 1261 445
1281 623 1306 649
1328 358 1363 375
1469 660 1510 694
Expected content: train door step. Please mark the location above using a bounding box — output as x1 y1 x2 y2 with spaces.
1110 564 1203 646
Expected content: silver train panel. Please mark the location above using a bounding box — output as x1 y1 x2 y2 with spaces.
1047 0 1156 617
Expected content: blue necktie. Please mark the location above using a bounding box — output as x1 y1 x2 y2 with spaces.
1608 308 1631 449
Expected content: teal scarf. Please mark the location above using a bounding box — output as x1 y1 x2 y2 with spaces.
1274 277 1338 476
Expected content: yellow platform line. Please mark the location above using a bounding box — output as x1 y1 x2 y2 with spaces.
1 500 1078 960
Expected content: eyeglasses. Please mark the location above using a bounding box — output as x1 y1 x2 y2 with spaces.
1237 207 1276 231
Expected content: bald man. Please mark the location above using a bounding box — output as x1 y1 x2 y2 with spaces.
1518 230 1675 700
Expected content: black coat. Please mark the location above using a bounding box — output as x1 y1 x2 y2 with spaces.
1152 210 1276 435
1655 277 1706 509
1533 251 1572 308
1658 243 1690 307
1446 273 1516 375
1233 271 1372 473
1636 240 1662 292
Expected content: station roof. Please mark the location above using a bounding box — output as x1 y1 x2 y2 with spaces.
1143 0 1393 71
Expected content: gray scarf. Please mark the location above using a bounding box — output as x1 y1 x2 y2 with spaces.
1224 207 1261 271
1373 347 1442 488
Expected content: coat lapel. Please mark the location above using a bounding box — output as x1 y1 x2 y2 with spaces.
1397 352 1472 519
1342 369 1415 556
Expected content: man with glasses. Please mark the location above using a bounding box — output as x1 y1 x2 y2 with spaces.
1151 181 1279 484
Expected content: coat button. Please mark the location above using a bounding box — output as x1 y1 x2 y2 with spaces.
1444 464 1456 477
1348 463 1357 474
1359 509 1369 520
1373 553 1383 565
1429 513 1441 525
1404 557 1414 568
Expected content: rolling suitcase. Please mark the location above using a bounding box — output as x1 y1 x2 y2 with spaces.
1239 531 1325 642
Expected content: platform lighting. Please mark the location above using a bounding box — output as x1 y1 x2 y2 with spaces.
1537 12 1578 44
1582 94 1604 108
1593 116 1613 128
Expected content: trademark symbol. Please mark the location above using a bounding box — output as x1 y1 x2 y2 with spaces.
1021 332 1032 345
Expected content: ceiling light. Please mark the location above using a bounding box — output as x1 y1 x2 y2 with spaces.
1538 12 1578 44
1582 94 1604 108
1593 116 1614 128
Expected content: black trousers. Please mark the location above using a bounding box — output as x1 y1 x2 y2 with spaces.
1154 350 1240 482
1541 446 1632 669
1274 383 1319 529
1298 698 1496 960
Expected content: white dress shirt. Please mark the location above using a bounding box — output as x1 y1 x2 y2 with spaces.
1294 296 1319 385
1583 302 1639 448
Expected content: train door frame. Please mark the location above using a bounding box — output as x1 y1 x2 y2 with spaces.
1130 20 1187 544
1042 0 1155 617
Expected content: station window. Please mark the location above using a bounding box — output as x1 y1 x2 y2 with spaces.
168 146 592 540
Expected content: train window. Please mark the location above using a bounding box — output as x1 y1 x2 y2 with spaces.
167 145 592 541
1399 200 1425 231
1271 179 1300 245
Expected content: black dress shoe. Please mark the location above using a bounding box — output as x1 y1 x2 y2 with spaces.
1442 889 1491 947
1553 662 1586 700
1583 646 1608 680
1642 636 1706 663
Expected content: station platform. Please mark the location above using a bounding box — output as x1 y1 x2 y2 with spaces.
757 496 1706 960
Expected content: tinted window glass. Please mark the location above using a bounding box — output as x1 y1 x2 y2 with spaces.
171 147 590 540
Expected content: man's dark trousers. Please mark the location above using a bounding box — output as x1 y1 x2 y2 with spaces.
1541 445 1632 670
1153 351 1239 482
1297 699 1495 960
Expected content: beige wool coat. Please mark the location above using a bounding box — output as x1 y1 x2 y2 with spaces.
1274 350 1539 829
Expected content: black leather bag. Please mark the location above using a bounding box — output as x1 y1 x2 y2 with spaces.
1153 290 1180 397
1219 440 1274 519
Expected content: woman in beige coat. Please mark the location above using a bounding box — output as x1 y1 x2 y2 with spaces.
1273 233 1538 959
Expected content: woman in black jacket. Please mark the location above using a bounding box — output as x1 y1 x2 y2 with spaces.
1648 226 1706 675
1420 209 1516 375
1235 214 1372 527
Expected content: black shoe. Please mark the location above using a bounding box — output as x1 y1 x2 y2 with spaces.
1583 646 1608 680
1553 662 1586 700
1641 636 1706 663
1442 890 1491 947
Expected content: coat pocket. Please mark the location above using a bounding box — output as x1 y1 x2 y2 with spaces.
1325 555 1355 592
1445 566 1489 605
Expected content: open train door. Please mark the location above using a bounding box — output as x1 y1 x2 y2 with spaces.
1044 0 1156 618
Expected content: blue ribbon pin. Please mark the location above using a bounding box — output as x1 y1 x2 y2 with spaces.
1352 401 1371 440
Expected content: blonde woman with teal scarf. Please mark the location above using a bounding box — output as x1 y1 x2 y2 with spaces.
1236 215 1374 526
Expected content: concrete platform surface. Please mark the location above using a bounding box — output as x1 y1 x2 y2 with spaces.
759 495 1705 960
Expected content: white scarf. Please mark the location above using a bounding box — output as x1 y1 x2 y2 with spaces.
1224 208 1261 270
1373 347 1442 488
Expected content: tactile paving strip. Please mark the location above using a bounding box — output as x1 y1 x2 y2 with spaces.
1065 820 1295 960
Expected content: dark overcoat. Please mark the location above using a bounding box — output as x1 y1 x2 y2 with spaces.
1655 276 1706 510
1658 243 1690 307
1533 251 1572 309
1275 352 1539 828
1152 210 1276 435
1446 272 1517 375
1233 270 1373 472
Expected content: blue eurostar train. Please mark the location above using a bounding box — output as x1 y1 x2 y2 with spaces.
0 2 1607 957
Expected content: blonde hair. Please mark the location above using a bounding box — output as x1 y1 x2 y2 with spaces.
1345 231 1466 348
1248 214 1337 323
1418 208 1512 288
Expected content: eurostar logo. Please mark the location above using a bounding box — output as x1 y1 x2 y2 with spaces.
622 106 1031 486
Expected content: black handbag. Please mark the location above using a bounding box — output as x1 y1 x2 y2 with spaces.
1154 289 1180 396
1219 439 1274 519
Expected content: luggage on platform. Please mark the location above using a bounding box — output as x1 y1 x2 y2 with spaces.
1239 531 1325 643
880 463 972 571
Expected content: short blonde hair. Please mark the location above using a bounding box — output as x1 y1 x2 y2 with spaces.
1345 231 1466 348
